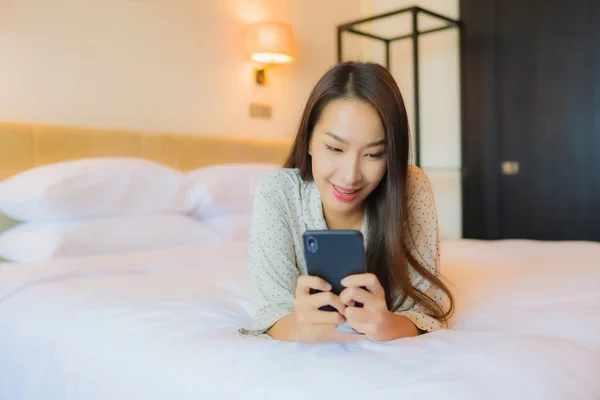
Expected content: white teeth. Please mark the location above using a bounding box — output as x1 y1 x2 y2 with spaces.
334 185 357 195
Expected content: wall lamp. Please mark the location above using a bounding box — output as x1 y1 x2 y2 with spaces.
244 22 295 85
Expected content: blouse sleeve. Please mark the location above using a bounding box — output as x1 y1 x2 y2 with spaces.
240 174 300 335
394 166 448 332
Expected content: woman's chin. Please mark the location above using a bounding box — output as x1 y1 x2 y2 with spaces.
323 197 362 219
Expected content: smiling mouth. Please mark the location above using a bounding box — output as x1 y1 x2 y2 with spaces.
331 183 361 202
332 184 360 195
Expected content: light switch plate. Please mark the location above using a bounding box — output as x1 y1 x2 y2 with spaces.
249 103 272 119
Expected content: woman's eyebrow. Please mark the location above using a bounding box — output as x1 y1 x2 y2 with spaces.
325 132 348 143
365 139 386 148
325 132 385 148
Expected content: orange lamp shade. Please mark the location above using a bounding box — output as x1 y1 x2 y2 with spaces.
245 22 295 64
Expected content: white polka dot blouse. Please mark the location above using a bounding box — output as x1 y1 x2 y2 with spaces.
239 165 447 338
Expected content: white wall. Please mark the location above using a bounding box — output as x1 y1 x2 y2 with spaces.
355 0 462 240
0 0 366 138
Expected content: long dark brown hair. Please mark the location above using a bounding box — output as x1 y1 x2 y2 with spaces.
284 61 455 323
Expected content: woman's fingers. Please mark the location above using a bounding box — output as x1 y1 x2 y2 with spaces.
295 275 331 296
292 275 351 342
306 290 346 315
341 273 384 295
344 305 372 322
339 286 376 308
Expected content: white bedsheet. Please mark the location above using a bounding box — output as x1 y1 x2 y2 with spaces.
0 239 599 400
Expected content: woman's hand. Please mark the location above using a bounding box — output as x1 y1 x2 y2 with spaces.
291 275 347 343
340 273 420 341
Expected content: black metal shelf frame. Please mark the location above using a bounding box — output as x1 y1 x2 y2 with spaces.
337 6 463 169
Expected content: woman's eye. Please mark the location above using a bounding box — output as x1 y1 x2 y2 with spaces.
367 152 385 159
326 145 342 153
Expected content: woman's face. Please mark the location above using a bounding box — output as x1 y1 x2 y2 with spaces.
309 98 387 219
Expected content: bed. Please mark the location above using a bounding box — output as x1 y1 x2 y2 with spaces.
0 122 599 400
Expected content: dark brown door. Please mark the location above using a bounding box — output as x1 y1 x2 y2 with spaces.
461 0 600 241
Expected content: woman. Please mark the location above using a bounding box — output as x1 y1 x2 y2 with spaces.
239 61 455 343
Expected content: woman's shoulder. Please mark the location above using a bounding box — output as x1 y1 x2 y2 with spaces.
406 165 434 200
254 167 306 204
256 167 303 191
404 166 440 272
404 165 437 228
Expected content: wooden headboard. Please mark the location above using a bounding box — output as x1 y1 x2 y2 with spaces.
0 121 293 180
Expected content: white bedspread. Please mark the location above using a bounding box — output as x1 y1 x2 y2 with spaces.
0 239 599 400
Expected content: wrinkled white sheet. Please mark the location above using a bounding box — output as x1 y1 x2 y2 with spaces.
0 239 599 400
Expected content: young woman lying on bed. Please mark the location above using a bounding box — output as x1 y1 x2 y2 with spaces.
240 61 455 343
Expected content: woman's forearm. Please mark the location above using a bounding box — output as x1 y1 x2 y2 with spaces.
266 314 364 343
265 314 298 342
377 312 421 341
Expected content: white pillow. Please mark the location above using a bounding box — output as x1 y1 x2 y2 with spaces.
201 213 253 243
186 163 280 220
0 157 191 222
0 214 223 264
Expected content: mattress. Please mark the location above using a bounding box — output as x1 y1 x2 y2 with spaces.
0 239 599 400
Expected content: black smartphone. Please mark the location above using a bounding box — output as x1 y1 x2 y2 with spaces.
302 230 367 312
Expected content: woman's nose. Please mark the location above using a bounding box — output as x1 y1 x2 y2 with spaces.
341 155 362 185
